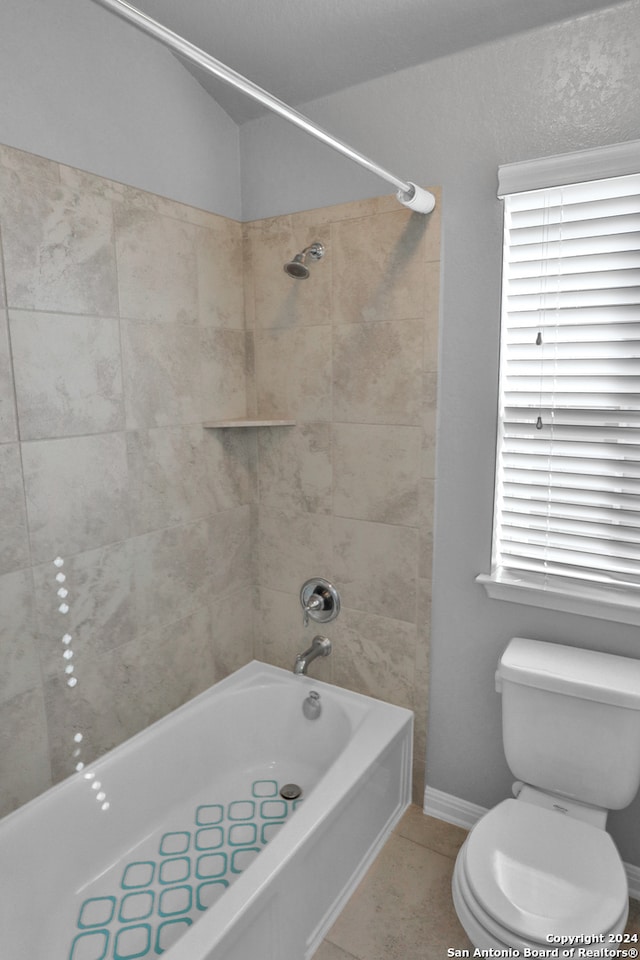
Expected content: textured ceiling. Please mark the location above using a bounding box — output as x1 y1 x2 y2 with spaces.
129 0 628 122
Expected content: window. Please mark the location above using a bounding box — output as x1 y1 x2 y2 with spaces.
478 140 640 625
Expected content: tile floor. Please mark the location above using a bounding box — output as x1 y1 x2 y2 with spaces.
314 805 640 960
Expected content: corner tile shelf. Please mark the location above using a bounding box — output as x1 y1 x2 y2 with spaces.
203 419 296 428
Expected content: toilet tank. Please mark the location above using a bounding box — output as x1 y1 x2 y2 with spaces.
497 637 640 810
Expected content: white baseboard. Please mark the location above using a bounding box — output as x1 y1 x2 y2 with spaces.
627 862 640 902
423 785 486 830
424 785 640 901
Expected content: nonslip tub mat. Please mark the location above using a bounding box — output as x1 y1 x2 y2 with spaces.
68 779 302 960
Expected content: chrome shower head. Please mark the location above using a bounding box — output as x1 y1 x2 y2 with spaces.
284 253 310 280
284 242 325 279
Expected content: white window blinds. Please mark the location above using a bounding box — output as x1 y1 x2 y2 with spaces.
491 169 640 595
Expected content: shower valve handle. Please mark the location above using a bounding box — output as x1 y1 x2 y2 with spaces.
302 594 323 626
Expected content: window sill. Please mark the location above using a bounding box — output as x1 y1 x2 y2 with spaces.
476 571 640 628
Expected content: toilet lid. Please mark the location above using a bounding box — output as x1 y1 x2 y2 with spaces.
465 800 627 942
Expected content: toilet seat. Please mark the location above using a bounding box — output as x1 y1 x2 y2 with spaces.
462 800 628 942
453 845 627 953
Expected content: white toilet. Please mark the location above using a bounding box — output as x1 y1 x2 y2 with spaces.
452 636 640 949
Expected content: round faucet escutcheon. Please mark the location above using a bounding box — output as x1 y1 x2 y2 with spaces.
300 578 341 625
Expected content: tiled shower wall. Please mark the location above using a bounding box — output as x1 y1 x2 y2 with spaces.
0 144 255 816
245 195 440 800
0 143 440 815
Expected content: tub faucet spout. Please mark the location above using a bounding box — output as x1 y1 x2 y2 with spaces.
293 635 332 675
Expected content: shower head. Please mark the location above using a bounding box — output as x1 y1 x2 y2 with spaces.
284 254 311 280
284 242 325 279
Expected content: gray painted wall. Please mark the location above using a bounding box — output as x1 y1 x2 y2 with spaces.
0 0 241 219
240 1 640 864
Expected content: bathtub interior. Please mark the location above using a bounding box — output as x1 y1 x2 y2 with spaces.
0 661 411 960
56 765 309 958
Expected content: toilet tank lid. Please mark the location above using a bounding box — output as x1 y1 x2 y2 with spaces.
498 637 640 709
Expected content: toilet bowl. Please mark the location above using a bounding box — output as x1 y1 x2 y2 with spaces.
450 638 640 950
452 799 628 949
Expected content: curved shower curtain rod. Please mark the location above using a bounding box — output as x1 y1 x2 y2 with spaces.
91 0 436 214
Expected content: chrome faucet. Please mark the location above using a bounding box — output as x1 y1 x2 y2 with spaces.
293 635 332 675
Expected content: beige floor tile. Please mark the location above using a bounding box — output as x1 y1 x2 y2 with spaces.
314 941 360 960
626 897 640 936
324 832 472 960
395 805 468 860
318 812 640 959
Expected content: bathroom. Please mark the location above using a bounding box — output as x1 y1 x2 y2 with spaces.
1 0 640 955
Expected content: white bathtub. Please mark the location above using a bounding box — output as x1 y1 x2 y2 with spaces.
0 660 413 960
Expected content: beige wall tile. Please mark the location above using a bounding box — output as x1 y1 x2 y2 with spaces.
205 427 257 513
0 174 118 316
33 541 135 680
258 507 332 595
43 604 217 783
133 520 210 631
10 310 124 440
122 320 202 429
118 606 216 727
333 517 418 623
0 688 51 817
58 163 133 205
211 587 255 678
126 425 211 536
333 320 422 425
412 757 426 806
207 505 254 598
200 328 247 422
0 144 60 186
115 205 198 325
202 428 258 513
333 607 417 708
419 478 436 582
333 422 421 525
22 433 130 562
254 326 332 421
245 330 257 417
0 310 17 442
424 260 440 372
0 442 29 574
196 218 244 328
422 408 438 480
413 579 432 775
258 422 332 514
332 209 427 325
43 665 126 781
250 217 331 330
241 224 257 331
0 570 39 703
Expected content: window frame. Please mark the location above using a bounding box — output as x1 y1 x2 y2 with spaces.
477 139 640 626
